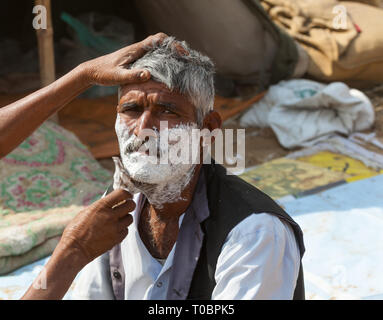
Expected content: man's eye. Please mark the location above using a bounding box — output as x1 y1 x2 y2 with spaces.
161 108 179 116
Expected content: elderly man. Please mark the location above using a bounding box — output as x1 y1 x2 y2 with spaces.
71 37 305 300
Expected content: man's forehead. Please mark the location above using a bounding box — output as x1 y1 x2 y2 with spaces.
120 80 186 102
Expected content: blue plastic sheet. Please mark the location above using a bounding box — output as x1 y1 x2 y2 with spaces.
278 174 383 299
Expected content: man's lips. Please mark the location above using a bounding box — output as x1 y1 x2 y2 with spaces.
125 146 161 159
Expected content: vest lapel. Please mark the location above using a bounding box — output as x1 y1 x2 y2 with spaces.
167 171 210 300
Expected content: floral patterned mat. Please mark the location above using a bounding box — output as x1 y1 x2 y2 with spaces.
0 120 112 275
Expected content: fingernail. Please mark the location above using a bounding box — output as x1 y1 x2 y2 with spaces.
140 71 150 80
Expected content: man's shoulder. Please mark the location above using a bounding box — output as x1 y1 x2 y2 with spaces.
204 163 288 223
219 212 301 280
213 212 302 299
205 163 282 207
225 212 296 245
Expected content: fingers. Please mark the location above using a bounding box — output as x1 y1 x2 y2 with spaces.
118 228 129 242
173 42 189 56
118 214 133 230
143 32 168 48
101 188 132 209
125 32 168 60
115 68 151 84
111 33 167 85
85 33 167 87
113 199 136 217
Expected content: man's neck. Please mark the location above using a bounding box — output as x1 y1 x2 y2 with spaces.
138 164 202 259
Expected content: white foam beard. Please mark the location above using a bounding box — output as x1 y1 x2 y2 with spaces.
113 114 198 209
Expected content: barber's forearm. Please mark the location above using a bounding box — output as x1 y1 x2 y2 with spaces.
0 33 167 159
21 242 89 300
0 64 90 158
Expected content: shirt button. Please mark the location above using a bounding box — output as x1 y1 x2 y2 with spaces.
113 270 121 280
156 282 163 288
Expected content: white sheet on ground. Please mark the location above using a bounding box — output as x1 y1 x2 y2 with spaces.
239 79 375 149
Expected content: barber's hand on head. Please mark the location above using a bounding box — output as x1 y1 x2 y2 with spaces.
80 32 168 87
59 189 135 265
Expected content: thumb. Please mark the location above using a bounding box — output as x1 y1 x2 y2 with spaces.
101 188 132 209
115 68 151 84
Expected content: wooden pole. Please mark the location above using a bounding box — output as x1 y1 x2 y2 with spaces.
35 0 58 122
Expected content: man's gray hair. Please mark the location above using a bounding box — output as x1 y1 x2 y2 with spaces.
119 37 215 125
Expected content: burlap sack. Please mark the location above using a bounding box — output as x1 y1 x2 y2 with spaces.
262 0 383 87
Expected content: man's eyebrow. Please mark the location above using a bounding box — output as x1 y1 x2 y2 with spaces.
120 101 139 107
117 101 140 113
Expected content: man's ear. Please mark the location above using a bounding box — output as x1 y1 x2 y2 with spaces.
201 111 222 147
202 110 222 131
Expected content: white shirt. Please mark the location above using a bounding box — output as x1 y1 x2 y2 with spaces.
71 193 300 300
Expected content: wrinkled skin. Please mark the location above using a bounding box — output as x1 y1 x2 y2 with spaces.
60 189 135 262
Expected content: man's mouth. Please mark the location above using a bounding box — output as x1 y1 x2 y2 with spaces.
125 140 161 159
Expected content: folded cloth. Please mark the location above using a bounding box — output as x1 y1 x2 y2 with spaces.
239 79 374 148
0 236 61 276
0 120 112 274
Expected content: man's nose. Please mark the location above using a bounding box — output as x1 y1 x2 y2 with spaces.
133 110 158 140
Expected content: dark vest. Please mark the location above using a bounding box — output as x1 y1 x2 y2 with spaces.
109 162 305 299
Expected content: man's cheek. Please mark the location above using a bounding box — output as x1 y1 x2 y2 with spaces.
116 117 136 141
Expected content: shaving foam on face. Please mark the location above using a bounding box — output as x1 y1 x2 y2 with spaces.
114 114 198 208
